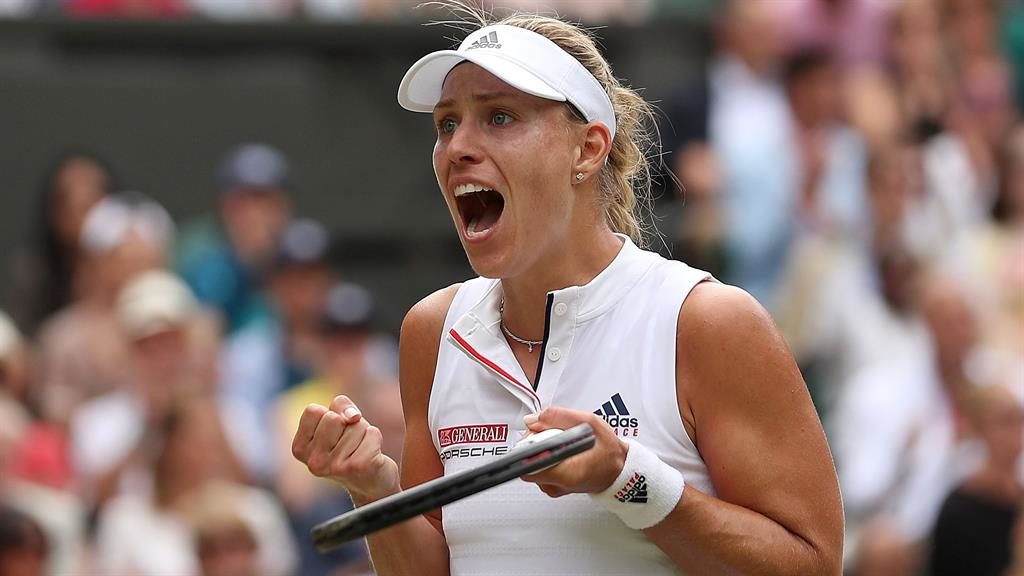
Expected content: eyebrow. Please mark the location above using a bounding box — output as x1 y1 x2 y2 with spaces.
434 91 522 112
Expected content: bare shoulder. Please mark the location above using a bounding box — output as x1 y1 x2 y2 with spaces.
399 283 462 502
676 282 792 384
675 281 807 439
677 281 777 344
400 283 463 347
399 283 463 407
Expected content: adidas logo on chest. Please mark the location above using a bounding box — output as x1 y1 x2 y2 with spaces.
594 393 640 438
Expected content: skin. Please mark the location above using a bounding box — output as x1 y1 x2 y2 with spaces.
293 63 843 575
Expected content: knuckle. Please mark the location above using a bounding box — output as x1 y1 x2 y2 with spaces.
307 454 327 476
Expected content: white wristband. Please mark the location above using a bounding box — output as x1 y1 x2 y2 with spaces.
590 440 685 530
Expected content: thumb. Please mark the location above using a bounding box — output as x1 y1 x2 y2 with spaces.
525 406 580 432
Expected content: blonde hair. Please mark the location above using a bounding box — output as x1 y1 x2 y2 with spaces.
424 2 659 246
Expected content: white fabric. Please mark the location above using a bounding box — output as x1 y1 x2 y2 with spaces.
429 236 712 575
591 439 685 530
833 357 980 542
94 486 297 576
398 24 616 137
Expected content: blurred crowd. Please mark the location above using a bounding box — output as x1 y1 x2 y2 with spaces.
661 1 1023 575
1 142 402 575
0 1 1021 576
0 0 697 23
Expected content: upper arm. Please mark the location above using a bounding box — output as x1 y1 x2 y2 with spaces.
398 284 461 532
676 283 844 558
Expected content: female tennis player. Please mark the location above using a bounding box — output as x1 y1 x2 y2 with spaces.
292 7 844 575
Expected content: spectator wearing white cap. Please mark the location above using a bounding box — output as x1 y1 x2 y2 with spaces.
69 269 233 508
36 193 173 426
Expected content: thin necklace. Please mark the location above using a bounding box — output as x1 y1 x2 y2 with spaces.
499 298 543 353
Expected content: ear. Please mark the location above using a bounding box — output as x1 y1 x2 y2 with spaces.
573 122 613 185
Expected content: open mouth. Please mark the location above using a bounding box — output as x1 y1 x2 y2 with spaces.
454 183 505 239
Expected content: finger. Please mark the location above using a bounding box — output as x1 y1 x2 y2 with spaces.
292 403 328 461
329 395 363 424
328 417 370 463
333 425 385 478
536 483 568 498
526 406 588 432
310 410 346 461
521 465 563 485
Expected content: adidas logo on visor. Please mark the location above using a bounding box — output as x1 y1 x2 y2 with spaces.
466 30 501 50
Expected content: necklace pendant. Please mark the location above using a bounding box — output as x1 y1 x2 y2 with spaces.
527 343 534 353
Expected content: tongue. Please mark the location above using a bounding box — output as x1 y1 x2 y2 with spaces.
469 195 502 234
477 200 502 229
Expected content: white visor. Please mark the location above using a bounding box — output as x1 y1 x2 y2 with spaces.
398 24 616 138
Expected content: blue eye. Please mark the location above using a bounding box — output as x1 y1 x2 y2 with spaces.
492 112 513 126
439 118 457 134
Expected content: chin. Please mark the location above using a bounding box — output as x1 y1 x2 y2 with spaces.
463 246 511 280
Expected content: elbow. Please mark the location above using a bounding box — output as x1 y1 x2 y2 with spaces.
799 536 844 576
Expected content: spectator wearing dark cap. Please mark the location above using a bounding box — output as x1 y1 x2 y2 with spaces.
217 219 335 483
176 143 292 335
267 219 335 390
37 192 174 426
273 282 401 576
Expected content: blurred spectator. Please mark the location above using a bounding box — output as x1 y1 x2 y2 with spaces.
36 193 172 426
268 218 335 391
0 505 47 576
186 482 263 576
94 395 296 576
929 381 1023 576
784 46 868 240
946 0 1016 161
0 398 86 576
945 124 1024 360
216 218 335 483
779 0 890 70
177 142 292 335
7 152 114 338
705 0 794 305
275 282 399 576
775 143 930 421
889 0 995 260
65 0 188 18
70 270 231 506
176 143 293 482
0 311 72 492
834 275 982 576
663 0 796 304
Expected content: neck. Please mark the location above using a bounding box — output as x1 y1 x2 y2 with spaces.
499 230 623 340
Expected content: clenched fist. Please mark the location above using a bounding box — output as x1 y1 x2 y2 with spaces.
291 395 400 503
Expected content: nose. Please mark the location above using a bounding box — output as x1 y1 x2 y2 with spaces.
446 119 484 166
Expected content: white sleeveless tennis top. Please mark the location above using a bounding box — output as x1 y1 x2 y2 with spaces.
427 237 716 575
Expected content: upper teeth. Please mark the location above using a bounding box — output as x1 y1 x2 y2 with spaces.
454 183 490 197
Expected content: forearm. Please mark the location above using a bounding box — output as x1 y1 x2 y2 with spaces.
645 487 839 576
352 493 449 576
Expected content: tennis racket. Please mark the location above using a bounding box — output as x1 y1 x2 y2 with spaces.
311 423 596 553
